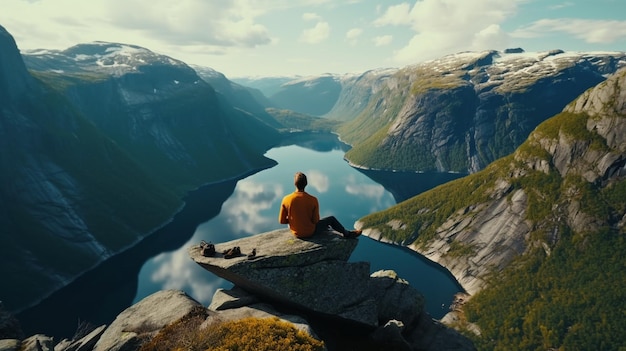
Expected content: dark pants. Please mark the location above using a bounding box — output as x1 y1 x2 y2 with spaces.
315 216 347 235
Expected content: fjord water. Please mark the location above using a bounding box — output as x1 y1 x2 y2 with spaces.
18 134 464 338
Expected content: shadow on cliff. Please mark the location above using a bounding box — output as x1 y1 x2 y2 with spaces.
16 177 242 338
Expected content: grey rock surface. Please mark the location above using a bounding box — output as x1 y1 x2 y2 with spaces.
20 335 54 351
369 270 425 327
93 290 201 351
54 325 106 351
0 340 19 351
189 228 378 326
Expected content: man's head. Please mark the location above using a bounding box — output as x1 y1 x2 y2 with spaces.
294 172 307 191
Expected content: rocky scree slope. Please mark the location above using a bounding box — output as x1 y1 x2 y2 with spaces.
357 66 626 296
338 49 626 173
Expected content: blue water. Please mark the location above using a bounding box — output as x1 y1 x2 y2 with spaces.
134 137 462 317
17 134 463 338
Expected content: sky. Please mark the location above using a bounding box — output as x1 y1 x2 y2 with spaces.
1 0 626 78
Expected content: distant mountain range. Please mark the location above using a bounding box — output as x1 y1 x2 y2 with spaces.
233 51 626 174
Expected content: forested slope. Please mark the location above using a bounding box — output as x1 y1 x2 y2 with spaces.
356 68 626 350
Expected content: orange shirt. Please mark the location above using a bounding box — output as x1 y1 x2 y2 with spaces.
279 191 320 238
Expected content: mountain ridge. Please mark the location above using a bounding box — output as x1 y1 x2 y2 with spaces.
356 67 626 349
339 49 626 173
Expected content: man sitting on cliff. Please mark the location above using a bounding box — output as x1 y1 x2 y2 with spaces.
279 172 362 239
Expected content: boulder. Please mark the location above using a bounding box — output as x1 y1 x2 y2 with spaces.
0 339 19 351
369 270 425 327
93 290 202 351
206 289 318 339
189 228 378 327
54 325 106 351
20 335 53 351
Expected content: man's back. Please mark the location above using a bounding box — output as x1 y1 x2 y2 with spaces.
279 191 319 238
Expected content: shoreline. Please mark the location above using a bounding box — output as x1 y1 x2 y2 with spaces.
11 160 278 315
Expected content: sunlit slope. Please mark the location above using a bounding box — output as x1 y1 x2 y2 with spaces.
339 50 626 173
356 68 626 350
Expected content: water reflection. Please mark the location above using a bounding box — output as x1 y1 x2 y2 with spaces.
18 133 463 339
17 178 243 338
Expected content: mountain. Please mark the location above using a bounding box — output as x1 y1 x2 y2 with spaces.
1 28 281 313
337 49 626 173
356 67 626 350
324 68 398 122
231 76 294 97
22 42 280 192
191 65 281 128
0 28 181 312
234 74 343 117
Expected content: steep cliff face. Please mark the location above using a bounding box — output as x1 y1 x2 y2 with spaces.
1 31 281 312
324 68 398 122
191 65 282 128
340 50 626 173
266 74 343 116
358 67 626 298
0 25 31 101
0 28 184 312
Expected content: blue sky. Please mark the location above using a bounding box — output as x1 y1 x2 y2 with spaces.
1 0 625 78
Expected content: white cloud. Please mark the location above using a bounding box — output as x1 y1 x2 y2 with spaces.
548 2 575 10
373 35 393 46
346 28 363 40
222 180 282 235
346 27 362 45
104 0 273 47
303 12 322 21
512 18 626 44
150 249 224 303
344 174 394 211
299 21 331 44
375 0 522 65
374 2 412 26
306 170 329 193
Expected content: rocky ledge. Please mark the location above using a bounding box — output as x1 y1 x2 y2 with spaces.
0 229 475 351
189 228 475 350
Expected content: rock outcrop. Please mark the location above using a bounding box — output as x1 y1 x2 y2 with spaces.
189 228 476 350
189 229 377 326
0 230 476 351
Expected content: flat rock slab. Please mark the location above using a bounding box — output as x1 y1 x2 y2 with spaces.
189 229 378 326
190 228 358 267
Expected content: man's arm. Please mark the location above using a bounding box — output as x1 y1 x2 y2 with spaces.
278 201 289 224
312 197 320 223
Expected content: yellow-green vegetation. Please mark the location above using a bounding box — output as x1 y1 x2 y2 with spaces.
409 67 468 95
534 111 610 152
31 70 110 91
359 107 626 349
140 308 325 351
463 227 626 351
446 241 477 258
358 157 507 246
